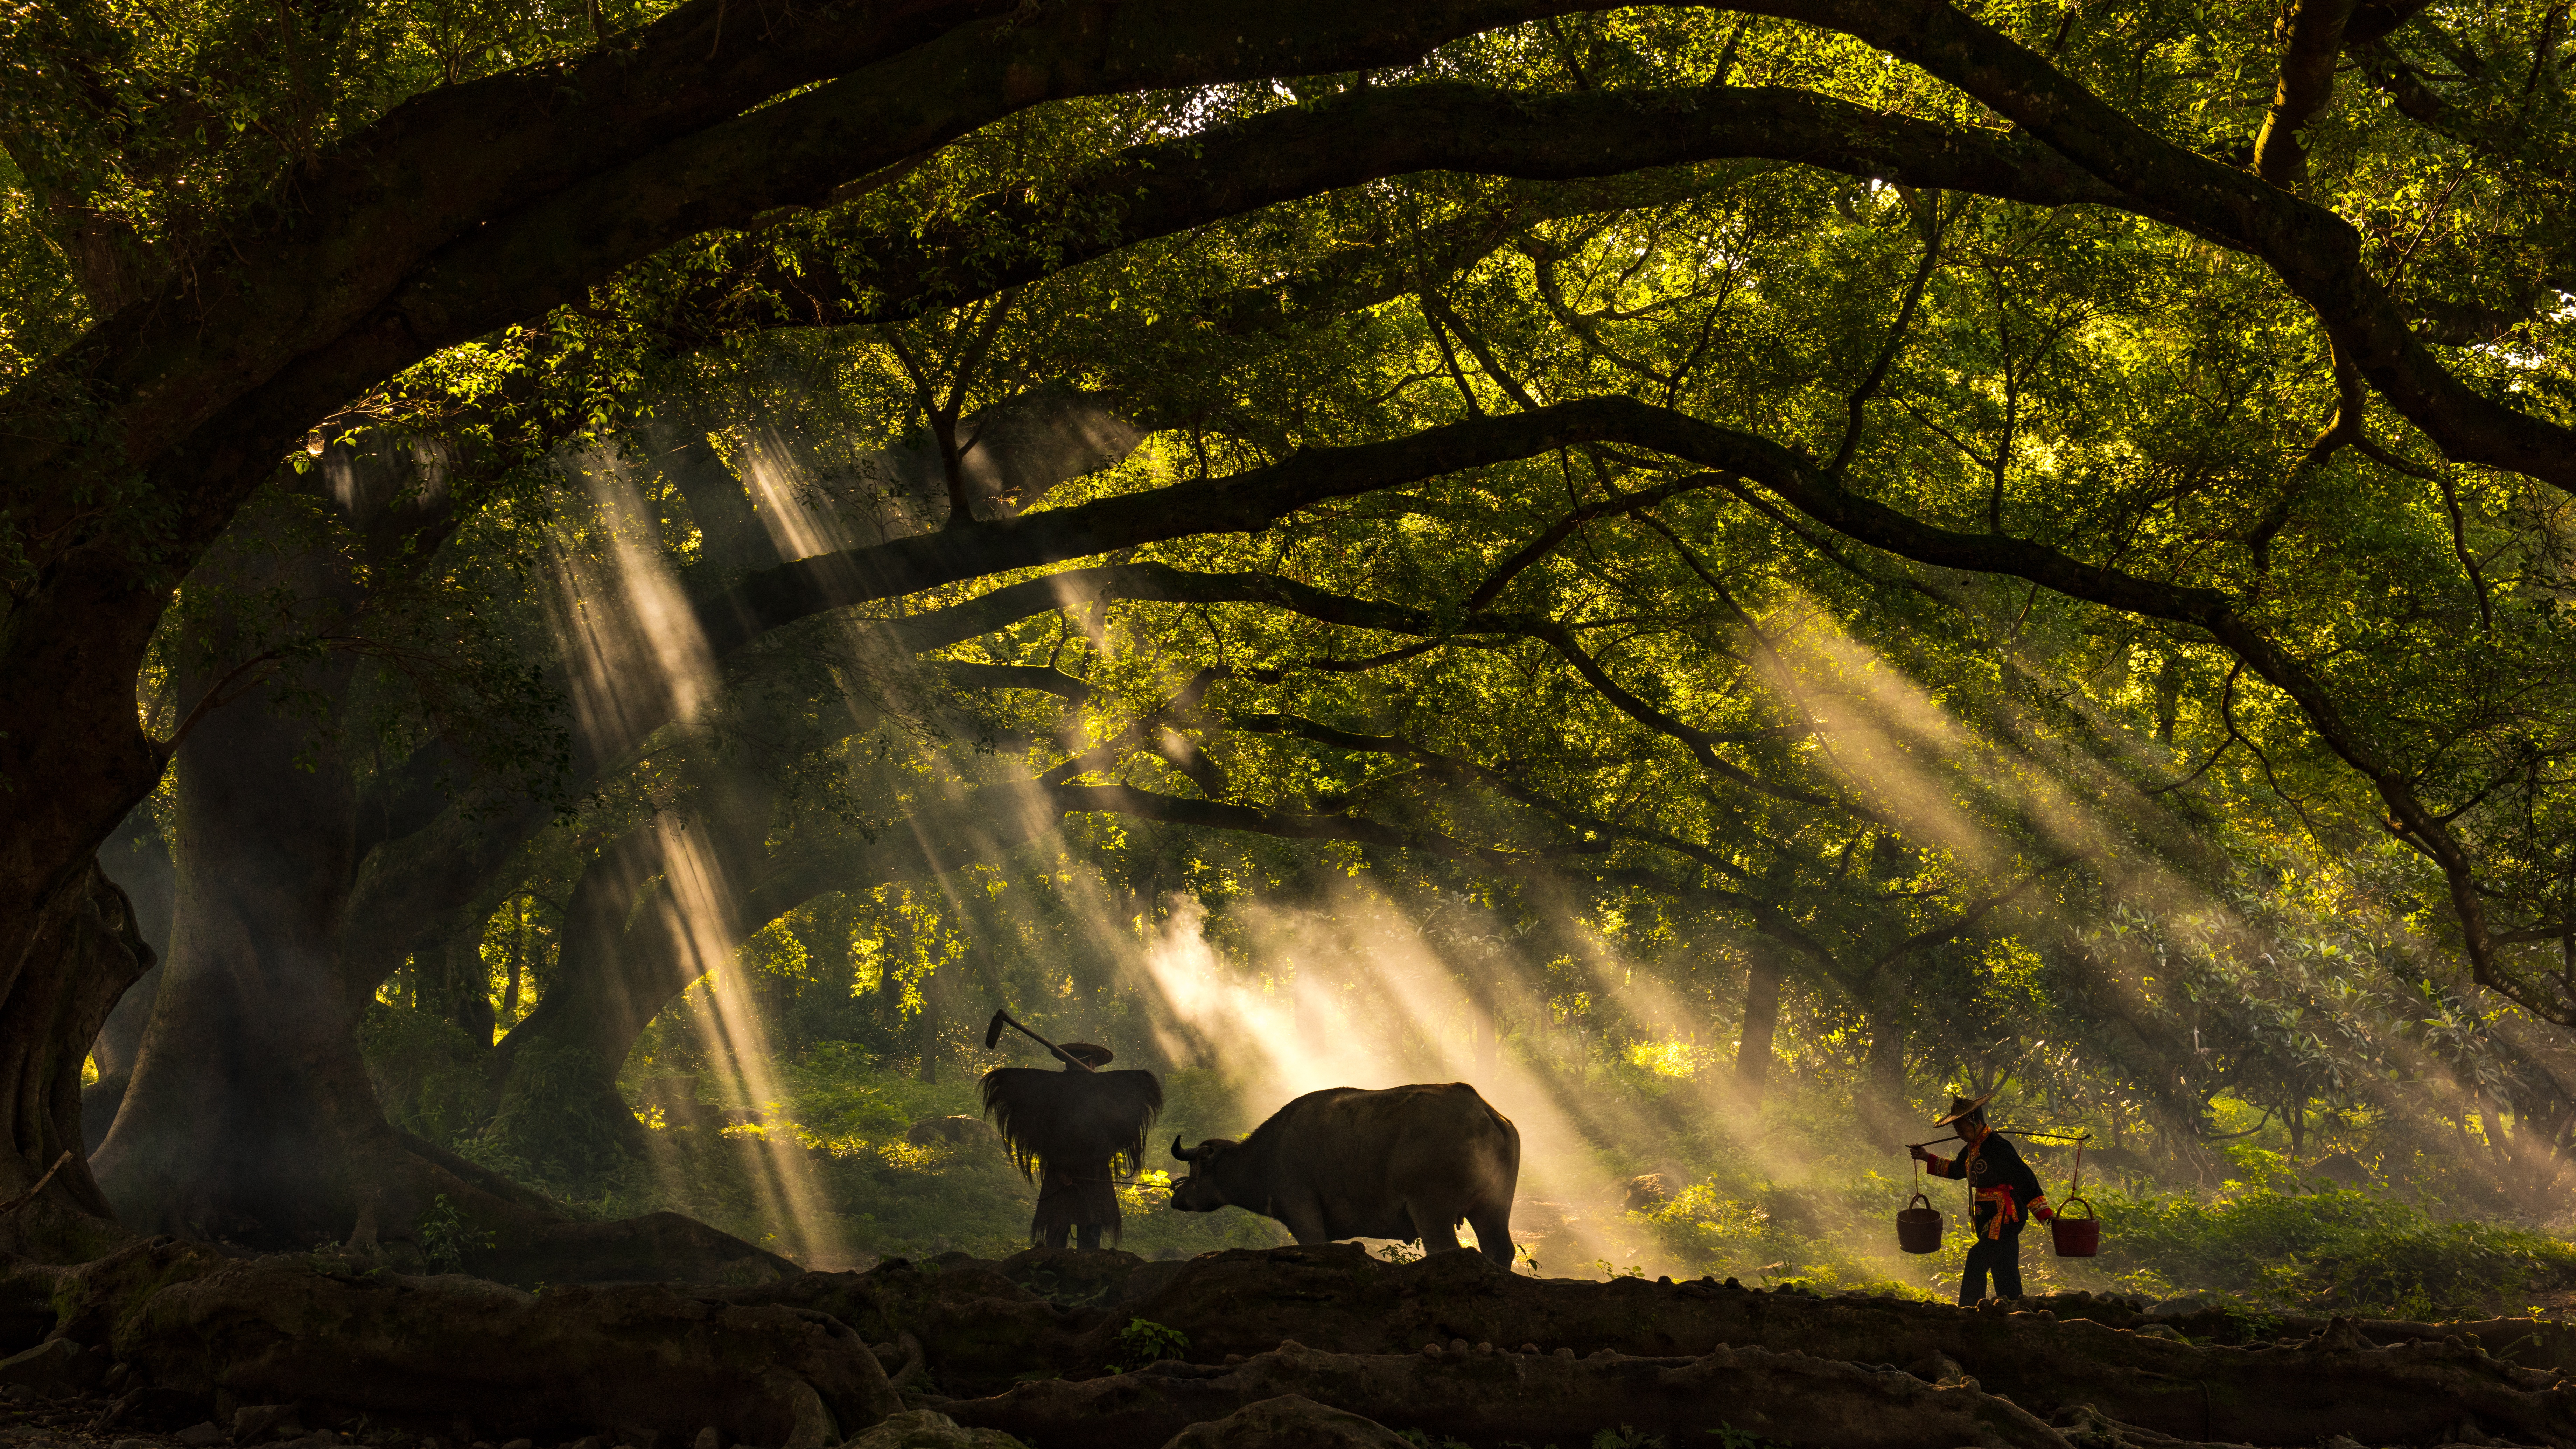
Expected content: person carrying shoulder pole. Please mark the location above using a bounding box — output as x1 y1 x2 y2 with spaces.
1909 1093 2051 1303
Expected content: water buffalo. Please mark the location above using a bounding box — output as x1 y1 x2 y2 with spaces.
1168 1083 1520 1265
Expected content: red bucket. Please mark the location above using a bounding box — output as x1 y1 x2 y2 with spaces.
2049 1196 2099 1257
1896 1192 1943 1254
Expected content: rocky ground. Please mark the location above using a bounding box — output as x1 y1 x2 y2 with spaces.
4 1241 2574 1448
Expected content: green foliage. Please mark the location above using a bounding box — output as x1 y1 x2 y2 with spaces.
2094 1186 2576 1319
1110 1318 1190 1370
357 1004 485 1145
418 1194 492 1275
478 1042 642 1186
32 0 2576 1316
1631 1178 1925 1301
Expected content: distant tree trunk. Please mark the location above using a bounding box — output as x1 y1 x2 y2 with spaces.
440 923 499 1046
918 974 943 1085
476 768 1064 1167
501 902 527 1025
84 811 176 1149
481 832 681 1171
1736 953 1784 1107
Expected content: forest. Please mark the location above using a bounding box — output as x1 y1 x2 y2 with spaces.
3 1 2576 1446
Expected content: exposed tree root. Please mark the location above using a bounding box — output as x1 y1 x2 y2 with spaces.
8 1239 896 1444
716 1246 2576 1446
473 1211 801 1287
0 1240 2568 1448
1160 1394 1412 1449
721 1255 1114 1391
935 1338 2073 1449
1009 1245 2576 1443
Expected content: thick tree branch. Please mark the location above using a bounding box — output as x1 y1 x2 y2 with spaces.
1538 394 2525 1018
671 394 2513 1017
934 661 1094 704
716 83 2125 336
2254 0 2362 187
1466 471 1732 608
693 404 1655 659
1732 0 2576 493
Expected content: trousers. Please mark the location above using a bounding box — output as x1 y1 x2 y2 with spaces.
1960 1216 2026 1302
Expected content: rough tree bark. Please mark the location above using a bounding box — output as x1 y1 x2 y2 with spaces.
93 598 377 1241
72 473 790 1280
24 1239 896 1442
82 816 173 1151
89 482 487 1247
0 860 152 1262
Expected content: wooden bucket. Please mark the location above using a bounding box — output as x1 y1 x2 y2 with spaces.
1896 1192 1943 1254
2049 1196 2100 1256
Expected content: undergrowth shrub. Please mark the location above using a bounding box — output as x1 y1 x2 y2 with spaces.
2094 1186 2576 1317
358 1004 485 1144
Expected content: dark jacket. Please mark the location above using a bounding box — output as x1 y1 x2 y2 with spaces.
1927 1129 2047 1222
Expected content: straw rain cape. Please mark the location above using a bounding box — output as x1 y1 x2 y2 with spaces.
979 1062 1163 1248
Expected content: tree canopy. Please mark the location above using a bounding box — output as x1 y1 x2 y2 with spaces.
2 0 2574 1272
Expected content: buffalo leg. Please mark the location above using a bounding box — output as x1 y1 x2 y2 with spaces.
1275 1195 1335 1246
1466 1203 1514 1267
1075 1225 1102 1251
1407 1203 1463 1254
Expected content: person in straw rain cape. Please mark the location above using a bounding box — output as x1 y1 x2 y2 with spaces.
981 1037 1163 1250
1911 1092 2052 1302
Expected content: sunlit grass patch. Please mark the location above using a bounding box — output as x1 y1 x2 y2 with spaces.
1625 1039 1715 1079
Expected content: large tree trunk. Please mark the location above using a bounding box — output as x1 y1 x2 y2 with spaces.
88 589 398 1242
83 812 174 1151
79 479 780 1276
0 569 172 1159
88 665 798 1278
0 576 169 1243
0 858 154 1261
481 831 690 1174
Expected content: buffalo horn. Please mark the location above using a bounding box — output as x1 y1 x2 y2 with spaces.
1171 1137 1196 1162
